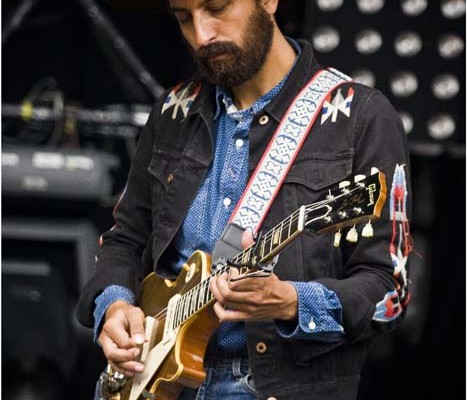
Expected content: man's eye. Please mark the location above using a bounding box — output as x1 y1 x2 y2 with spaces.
174 12 191 24
207 5 225 13
206 1 229 14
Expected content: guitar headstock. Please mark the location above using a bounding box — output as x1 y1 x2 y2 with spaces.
305 168 387 235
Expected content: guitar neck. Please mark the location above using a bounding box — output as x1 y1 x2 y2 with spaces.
170 206 308 329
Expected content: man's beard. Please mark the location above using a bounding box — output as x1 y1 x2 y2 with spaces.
193 3 274 87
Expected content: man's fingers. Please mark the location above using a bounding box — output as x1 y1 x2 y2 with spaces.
109 359 145 376
101 320 133 349
241 229 255 249
127 306 146 345
213 301 249 322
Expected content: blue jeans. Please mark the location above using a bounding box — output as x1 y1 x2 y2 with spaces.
94 355 256 400
179 354 256 400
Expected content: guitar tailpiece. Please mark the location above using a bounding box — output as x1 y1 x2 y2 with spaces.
98 367 128 398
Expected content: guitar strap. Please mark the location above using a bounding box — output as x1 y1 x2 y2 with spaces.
212 67 352 263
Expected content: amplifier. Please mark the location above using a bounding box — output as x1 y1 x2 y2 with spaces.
2 146 116 203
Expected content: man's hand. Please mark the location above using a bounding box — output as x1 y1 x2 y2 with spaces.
98 301 146 376
209 230 298 322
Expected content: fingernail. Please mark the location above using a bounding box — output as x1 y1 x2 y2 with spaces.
134 364 144 372
134 334 144 345
134 348 141 358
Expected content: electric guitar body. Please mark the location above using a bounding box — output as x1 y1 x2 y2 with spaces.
116 251 220 400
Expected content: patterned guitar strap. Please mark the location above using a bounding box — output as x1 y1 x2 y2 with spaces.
211 67 352 268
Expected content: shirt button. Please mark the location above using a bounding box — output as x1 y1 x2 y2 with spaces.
235 138 244 148
308 318 316 330
223 198 231 207
267 397 278 400
258 115 269 125
255 341 267 354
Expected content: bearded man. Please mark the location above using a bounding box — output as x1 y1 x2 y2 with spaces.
77 1 414 399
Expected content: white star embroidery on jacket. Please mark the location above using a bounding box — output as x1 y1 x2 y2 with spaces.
161 82 201 120
320 87 354 124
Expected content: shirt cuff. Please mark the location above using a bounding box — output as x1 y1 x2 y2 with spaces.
275 281 345 342
93 285 135 344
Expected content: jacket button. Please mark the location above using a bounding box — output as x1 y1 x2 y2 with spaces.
258 115 269 125
255 341 267 354
167 173 174 184
267 397 277 400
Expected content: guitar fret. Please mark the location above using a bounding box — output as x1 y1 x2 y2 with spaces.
281 221 288 245
268 230 273 255
186 290 193 316
205 277 213 303
188 290 195 317
244 250 248 264
198 284 204 309
174 298 181 327
191 288 197 315
201 281 208 306
278 220 284 246
287 214 292 238
182 294 189 321
273 227 280 246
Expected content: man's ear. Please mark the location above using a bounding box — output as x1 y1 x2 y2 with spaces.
261 0 279 15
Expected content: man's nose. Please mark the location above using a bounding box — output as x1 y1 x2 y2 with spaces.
192 13 217 48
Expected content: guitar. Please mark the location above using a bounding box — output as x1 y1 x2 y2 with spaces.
99 169 387 400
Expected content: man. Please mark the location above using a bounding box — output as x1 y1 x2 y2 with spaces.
76 1 414 399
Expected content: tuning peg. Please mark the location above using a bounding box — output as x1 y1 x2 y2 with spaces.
333 230 342 247
354 174 366 182
339 180 351 188
326 189 335 201
353 174 366 187
371 167 380 175
362 220 374 238
339 180 351 193
346 225 358 243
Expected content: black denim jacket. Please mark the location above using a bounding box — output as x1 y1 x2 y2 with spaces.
76 39 412 400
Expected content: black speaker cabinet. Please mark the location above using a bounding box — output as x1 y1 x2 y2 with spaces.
2 217 100 400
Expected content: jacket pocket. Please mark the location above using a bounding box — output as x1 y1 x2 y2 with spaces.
285 150 354 192
147 152 180 221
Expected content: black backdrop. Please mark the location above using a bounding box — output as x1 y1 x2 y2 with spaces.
2 1 465 399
